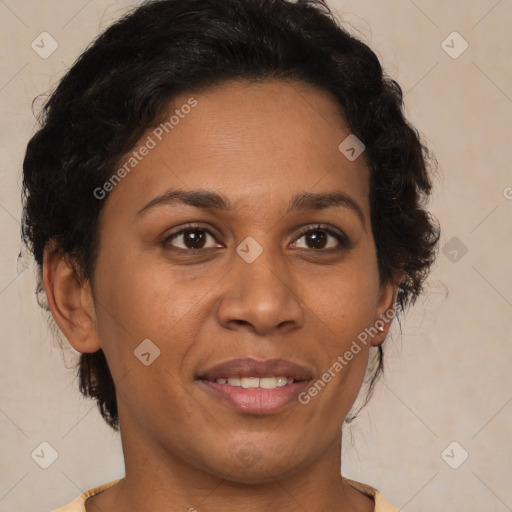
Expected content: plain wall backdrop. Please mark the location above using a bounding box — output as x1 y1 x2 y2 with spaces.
1 0 511 510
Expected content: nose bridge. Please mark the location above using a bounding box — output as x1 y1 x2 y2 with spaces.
239 243 289 300
216 238 304 334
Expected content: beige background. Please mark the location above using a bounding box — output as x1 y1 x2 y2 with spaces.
1 0 511 510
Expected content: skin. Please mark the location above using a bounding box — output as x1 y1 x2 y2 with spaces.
44 79 400 512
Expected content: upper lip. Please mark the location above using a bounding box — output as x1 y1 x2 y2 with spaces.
197 357 313 381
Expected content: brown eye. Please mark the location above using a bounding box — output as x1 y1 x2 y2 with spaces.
163 227 220 250
294 226 348 250
303 230 328 249
181 229 207 249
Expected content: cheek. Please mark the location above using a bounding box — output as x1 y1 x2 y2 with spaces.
307 254 380 346
91 243 220 380
91 257 201 416
91 254 178 371
95 246 189 326
304 276 379 415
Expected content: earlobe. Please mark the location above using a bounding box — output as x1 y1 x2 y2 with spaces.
43 244 101 354
371 271 402 347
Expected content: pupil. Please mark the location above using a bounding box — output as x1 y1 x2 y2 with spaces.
185 229 205 249
308 231 326 249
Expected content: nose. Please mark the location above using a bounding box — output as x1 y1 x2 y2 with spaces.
215 247 304 336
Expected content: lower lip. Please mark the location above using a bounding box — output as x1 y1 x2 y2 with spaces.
198 379 310 414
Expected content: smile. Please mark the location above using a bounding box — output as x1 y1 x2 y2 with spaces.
197 378 310 414
211 376 294 389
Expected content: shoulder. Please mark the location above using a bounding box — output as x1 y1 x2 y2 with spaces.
344 477 401 512
50 479 122 512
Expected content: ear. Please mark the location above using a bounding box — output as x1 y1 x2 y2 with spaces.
42 242 101 353
370 270 403 347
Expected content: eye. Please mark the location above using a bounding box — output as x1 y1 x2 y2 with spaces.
292 224 350 251
162 223 350 252
163 225 221 250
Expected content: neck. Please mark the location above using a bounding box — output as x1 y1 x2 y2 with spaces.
86 422 374 512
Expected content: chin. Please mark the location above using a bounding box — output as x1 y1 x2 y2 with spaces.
201 443 308 485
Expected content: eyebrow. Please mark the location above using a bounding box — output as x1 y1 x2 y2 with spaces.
136 188 365 226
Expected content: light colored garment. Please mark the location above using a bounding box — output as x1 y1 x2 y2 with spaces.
51 477 400 511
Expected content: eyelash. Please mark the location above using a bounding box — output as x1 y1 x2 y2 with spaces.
162 223 350 252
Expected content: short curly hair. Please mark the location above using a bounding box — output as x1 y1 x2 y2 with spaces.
22 0 439 430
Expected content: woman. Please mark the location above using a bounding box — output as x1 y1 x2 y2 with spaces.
22 0 439 510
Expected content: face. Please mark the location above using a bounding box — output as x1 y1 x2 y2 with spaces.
78 80 396 482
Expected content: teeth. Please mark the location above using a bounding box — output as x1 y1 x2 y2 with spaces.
275 377 289 387
215 376 294 389
260 377 278 389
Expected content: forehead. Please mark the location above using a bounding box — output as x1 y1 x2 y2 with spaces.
101 79 370 220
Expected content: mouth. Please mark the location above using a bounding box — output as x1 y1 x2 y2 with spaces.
196 358 313 414
205 376 297 389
